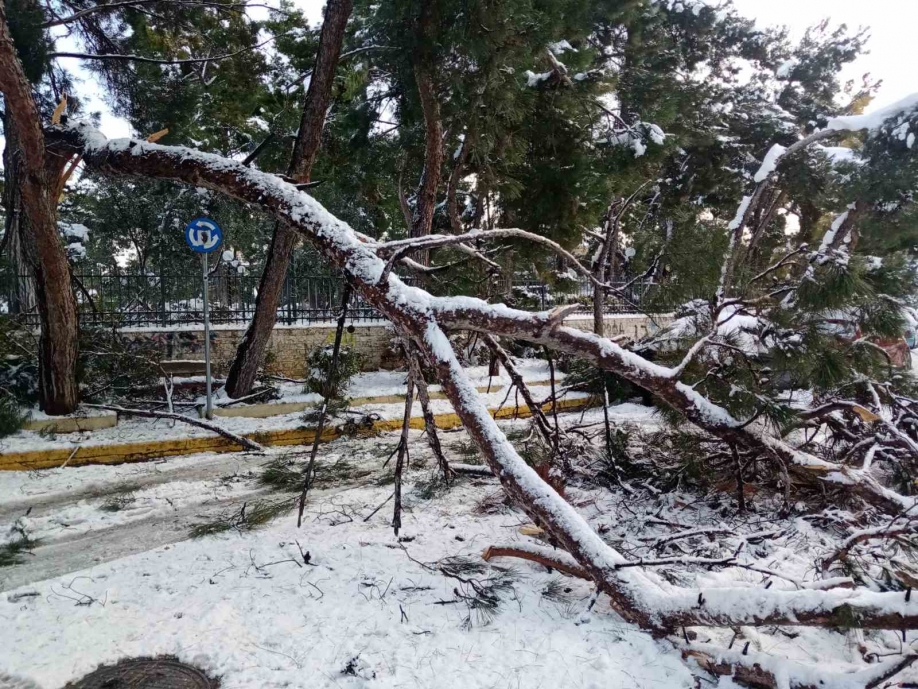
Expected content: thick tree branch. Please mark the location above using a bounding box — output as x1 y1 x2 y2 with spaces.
718 128 840 298
683 643 916 689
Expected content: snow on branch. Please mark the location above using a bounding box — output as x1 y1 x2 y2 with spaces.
377 228 619 293
828 93 918 133
85 404 264 452
483 541 918 631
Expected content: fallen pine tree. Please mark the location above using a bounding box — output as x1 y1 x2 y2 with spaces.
30 116 918 640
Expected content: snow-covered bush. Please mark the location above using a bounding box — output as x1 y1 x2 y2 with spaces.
304 343 362 401
0 394 28 438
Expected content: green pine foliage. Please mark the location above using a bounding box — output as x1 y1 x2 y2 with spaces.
304 344 362 401
0 393 28 438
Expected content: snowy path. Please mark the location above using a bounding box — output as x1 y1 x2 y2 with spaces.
0 450 259 522
1 407 656 592
0 433 416 592
0 444 696 689
2 495 248 592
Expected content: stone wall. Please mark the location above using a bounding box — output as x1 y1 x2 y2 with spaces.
122 320 399 377
123 313 671 377
564 313 672 340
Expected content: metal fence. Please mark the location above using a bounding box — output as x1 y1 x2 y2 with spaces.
0 271 660 328
511 279 658 313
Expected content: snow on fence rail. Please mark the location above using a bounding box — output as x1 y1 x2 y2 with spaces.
0 272 666 327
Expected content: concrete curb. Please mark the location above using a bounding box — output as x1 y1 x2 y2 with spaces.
0 396 595 472
21 411 118 434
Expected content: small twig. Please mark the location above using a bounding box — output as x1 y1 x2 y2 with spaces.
363 492 394 522
59 445 80 470
393 376 415 536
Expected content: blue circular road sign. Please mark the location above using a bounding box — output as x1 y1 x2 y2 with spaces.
184 217 224 253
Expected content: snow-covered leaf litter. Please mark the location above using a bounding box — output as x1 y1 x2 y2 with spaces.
56 117 918 637
2 420 916 688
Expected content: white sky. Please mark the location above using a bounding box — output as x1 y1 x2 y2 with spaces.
33 0 918 137
731 0 917 107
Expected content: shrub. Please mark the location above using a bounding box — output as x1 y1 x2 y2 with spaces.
78 327 164 402
304 343 362 400
0 316 39 406
0 394 28 438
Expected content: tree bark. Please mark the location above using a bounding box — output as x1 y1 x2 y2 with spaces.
0 4 79 415
392 374 414 536
682 643 916 689
2 112 35 316
223 0 353 398
445 134 468 234
409 0 443 262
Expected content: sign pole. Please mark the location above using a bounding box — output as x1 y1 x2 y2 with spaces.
184 216 223 420
202 251 214 420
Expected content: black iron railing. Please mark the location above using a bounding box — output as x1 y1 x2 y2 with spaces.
0 271 660 328
511 279 657 313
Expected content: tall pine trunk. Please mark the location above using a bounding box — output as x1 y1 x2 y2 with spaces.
1 122 78 414
224 0 353 398
408 0 443 266
0 3 79 415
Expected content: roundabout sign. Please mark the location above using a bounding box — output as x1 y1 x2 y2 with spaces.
184 217 223 253
184 217 224 419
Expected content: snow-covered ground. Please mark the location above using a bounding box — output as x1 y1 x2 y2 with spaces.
1 405 915 688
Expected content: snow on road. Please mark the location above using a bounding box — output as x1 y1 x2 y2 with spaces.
0 413 695 689
2 477 694 689
0 433 402 590
2 402 911 688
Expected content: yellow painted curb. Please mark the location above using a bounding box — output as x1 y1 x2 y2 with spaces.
0 396 594 472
